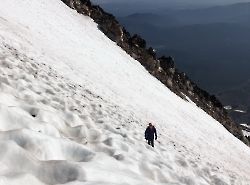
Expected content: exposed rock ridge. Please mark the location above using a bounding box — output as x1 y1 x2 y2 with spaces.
61 0 249 145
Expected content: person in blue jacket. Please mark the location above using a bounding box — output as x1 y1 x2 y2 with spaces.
145 123 157 147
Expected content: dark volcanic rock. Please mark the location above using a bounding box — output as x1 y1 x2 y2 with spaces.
61 0 249 146
128 34 146 49
159 56 175 70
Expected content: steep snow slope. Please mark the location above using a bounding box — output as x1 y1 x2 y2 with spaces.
0 0 250 184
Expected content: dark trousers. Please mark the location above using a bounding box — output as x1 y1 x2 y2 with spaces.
147 139 154 147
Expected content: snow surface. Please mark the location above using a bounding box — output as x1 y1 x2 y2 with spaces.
242 130 250 137
234 110 247 113
0 0 250 184
241 124 250 137
241 124 250 129
224 106 232 110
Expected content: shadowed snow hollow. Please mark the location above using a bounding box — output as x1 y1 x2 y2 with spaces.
0 0 250 184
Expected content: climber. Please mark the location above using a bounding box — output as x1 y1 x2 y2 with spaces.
145 123 157 147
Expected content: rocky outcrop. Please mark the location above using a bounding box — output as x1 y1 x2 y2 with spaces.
61 0 249 146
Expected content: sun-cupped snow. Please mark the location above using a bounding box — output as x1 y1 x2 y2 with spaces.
0 0 250 184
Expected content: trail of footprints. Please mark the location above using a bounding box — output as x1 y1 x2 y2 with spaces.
0 45 144 184
0 44 238 185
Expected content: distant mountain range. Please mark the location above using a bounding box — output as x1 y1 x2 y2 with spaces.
118 2 250 124
119 2 250 26
166 2 250 25
92 0 250 16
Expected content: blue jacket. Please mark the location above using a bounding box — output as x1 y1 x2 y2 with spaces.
145 126 157 140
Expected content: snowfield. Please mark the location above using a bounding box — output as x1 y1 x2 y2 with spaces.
0 0 250 184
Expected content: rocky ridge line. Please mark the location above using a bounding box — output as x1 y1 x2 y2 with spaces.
61 0 249 145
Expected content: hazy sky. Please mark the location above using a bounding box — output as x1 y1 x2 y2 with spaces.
92 0 250 8
93 0 250 3
92 0 250 15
